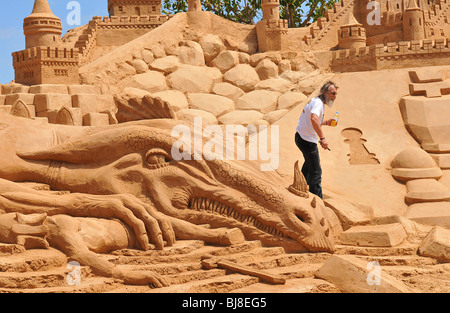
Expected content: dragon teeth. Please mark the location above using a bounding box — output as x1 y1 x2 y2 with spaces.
189 197 286 238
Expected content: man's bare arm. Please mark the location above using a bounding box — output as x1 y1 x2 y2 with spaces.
311 114 329 150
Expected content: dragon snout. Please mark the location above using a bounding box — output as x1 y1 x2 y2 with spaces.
285 161 335 253
293 199 335 253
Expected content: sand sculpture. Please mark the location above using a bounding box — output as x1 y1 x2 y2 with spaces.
0 0 448 293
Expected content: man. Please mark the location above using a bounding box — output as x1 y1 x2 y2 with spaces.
294 81 338 199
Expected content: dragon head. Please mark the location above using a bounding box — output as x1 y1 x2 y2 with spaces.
18 119 335 253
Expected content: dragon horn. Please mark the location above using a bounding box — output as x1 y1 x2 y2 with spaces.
288 161 309 198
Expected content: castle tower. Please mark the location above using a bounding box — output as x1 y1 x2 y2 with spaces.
108 0 162 17
256 0 288 52
338 12 366 50
262 0 281 21
403 0 425 41
12 0 79 85
23 0 63 49
188 0 202 12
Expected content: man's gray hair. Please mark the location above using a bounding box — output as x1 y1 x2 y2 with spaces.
319 81 338 101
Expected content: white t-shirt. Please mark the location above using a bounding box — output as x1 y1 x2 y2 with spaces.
296 97 324 144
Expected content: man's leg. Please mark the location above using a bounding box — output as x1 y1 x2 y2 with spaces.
306 146 323 199
294 133 323 199
295 133 310 181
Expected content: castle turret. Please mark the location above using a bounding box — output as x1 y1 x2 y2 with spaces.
108 0 162 17
262 0 281 21
256 0 288 52
403 0 425 41
188 0 202 12
23 0 62 49
13 0 79 85
338 12 366 50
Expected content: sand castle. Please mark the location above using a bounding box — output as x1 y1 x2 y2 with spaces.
0 0 448 293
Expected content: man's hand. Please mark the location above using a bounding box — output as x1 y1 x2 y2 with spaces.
322 119 333 126
319 138 330 151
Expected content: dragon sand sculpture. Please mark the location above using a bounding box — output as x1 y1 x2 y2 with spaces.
0 108 334 287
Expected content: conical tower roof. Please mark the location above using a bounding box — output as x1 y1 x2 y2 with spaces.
23 0 62 49
406 0 420 11
341 12 362 27
26 0 59 19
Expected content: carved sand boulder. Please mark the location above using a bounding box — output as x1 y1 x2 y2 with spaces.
223 64 260 92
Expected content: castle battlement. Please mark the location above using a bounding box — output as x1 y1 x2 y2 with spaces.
12 46 79 85
13 46 79 64
338 26 366 39
381 11 403 25
93 14 171 26
331 38 450 72
266 19 288 31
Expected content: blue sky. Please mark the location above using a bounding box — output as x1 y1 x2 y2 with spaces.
0 1 108 84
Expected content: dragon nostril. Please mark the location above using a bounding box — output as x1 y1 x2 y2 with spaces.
320 218 325 226
296 214 308 224
325 228 330 237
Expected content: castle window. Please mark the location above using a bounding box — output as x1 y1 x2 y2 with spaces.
419 18 421 26
54 69 68 77
135 7 141 15
410 18 412 26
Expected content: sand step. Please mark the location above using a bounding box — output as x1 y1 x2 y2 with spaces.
165 269 228 285
383 263 450 293
0 277 121 293
242 252 332 271
117 261 203 275
0 243 25 256
335 244 419 256
116 263 227 285
106 274 259 293
230 277 340 293
150 274 260 293
209 247 287 265
0 265 92 289
0 249 67 273
107 241 263 266
356 254 439 267
110 240 205 257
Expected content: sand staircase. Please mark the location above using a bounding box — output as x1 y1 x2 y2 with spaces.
424 0 450 27
74 21 98 65
303 0 355 50
0 233 447 293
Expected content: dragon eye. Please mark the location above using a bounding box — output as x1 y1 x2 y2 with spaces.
145 149 172 168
